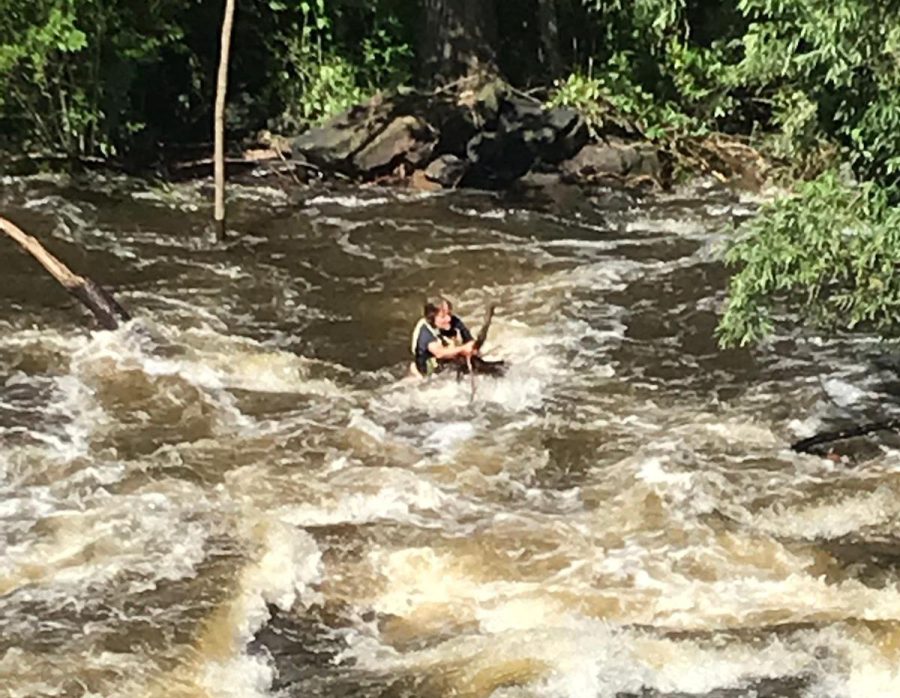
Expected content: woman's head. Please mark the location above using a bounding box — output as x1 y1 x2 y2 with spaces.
424 300 451 329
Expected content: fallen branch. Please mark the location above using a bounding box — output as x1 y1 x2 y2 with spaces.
0 216 131 330
791 418 900 453
473 304 495 351
447 305 506 383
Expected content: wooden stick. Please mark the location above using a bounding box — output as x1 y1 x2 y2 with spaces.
0 216 130 330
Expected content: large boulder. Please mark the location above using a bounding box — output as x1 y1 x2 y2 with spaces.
423 154 468 188
464 130 535 188
539 106 589 164
560 139 661 183
291 98 393 172
352 115 437 175
287 82 658 190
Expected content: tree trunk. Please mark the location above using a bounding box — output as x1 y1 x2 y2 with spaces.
214 0 236 241
536 0 563 80
418 0 499 84
0 217 130 330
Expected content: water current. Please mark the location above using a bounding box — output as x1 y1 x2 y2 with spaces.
3 174 900 698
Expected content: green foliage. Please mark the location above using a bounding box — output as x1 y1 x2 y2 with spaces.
552 1 740 142
3 0 900 198
717 171 900 347
0 0 187 156
0 0 413 157
547 70 614 139
267 0 411 131
733 0 900 185
548 56 703 141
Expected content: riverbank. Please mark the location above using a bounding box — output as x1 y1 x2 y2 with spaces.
2 79 770 198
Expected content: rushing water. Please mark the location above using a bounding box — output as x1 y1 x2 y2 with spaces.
3 173 900 698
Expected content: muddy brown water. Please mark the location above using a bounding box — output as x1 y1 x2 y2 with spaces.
3 174 900 698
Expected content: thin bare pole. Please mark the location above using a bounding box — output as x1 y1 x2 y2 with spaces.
214 0 236 241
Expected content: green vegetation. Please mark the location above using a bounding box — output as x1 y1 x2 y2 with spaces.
0 0 414 158
3 1 900 345
717 172 900 347
549 0 900 347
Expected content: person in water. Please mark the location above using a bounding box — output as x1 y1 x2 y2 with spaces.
437 298 473 345
410 301 476 377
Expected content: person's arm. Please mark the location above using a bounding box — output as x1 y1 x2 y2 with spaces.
428 339 475 360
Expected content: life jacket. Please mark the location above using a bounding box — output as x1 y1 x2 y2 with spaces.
410 318 443 376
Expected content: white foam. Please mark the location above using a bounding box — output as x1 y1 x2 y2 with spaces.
306 194 392 208
198 520 322 698
423 422 476 452
273 467 455 527
348 410 388 442
72 322 343 401
1 481 212 594
754 484 899 540
822 377 870 408
341 531 900 697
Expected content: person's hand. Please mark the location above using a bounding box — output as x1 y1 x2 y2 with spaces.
460 341 476 358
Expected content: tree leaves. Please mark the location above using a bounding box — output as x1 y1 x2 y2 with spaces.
718 172 900 347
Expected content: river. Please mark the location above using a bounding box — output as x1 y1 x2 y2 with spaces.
2 173 900 698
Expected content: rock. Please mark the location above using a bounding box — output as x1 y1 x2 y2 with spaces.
560 140 661 182
352 115 437 175
464 130 535 188
618 142 660 177
545 106 579 134
561 143 625 178
498 94 546 134
460 79 508 129
410 169 442 191
541 107 589 164
291 99 392 171
507 171 595 218
286 84 660 190
424 154 468 188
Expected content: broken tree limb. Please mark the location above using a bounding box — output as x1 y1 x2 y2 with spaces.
0 216 131 330
447 304 506 381
473 304 495 351
791 418 900 454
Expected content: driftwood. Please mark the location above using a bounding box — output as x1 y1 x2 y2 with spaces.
0 216 130 330
473 304 495 351
791 419 900 454
443 354 507 380
442 304 507 380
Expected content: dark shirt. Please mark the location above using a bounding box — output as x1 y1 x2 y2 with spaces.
439 314 473 344
414 322 442 375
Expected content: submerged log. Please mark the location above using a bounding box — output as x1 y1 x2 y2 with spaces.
0 216 130 330
791 419 900 454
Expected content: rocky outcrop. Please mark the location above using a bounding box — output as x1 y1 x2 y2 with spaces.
286 80 662 191
559 139 661 183
424 154 468 188
351 115 436 174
